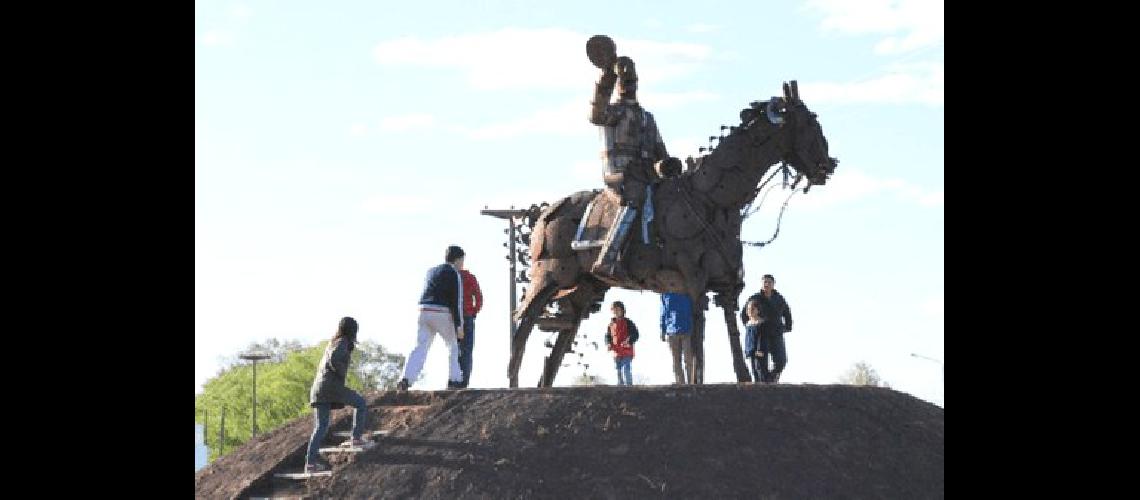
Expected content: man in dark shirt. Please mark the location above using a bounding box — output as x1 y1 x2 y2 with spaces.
740 274 794 383
397 245 466 391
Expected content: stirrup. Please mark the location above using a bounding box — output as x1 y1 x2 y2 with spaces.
592 205 636 273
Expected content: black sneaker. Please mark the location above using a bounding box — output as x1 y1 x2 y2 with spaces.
396 378 410 392
446 380 463 390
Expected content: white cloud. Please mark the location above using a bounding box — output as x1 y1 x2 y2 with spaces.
805 0 943 55
464 101 586 140
378 113 436 132
918 191 943 207
571 160 600 182
621 38 713 85
360 194 434 215
669 136 710 161
920 296 944 318
687 23 720 33
349 123 369 137
229 4 253 20
200 31 233 47
798 60 942 106
472 159 608 211
793 167 942 210
367 95 716 141
199 4 251 47
640 90 719 109
195 120 206 153
461 90 717 141
473 189 577 214
373 28 712 91
801 1 943 107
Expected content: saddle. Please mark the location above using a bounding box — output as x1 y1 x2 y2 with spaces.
571 189 623 251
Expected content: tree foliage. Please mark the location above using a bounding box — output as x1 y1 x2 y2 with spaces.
219 338 306 367
571 371 606 386
838 361 890 387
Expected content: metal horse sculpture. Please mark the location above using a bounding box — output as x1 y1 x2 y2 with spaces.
508 81 838 387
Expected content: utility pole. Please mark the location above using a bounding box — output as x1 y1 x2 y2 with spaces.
480 207 530 367
240 352 271 437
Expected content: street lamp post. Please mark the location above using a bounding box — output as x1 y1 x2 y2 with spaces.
239 352 271 437
910 352 944 406
481 206 530 387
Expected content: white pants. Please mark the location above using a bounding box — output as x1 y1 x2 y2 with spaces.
402 309 463 383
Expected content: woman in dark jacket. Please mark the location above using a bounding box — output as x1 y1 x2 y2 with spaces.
305 316 371 473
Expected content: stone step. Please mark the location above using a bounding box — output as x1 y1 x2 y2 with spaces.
333 429 389 438
271 471 332 480
319 442 376 454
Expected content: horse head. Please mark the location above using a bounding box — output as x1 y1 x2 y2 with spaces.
739 80 838 188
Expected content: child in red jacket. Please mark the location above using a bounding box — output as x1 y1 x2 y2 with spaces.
604 301 640 385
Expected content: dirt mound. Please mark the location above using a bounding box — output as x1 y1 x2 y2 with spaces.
195 384 943 499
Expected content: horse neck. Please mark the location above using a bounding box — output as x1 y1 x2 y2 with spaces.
685 124 784 210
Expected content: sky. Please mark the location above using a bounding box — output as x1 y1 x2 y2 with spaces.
196 0 944 407
196 424 208 470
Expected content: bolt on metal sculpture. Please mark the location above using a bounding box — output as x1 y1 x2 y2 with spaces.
505 35 839 387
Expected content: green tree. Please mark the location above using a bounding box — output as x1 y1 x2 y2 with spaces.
571 371 605 386
194 339 405 462
353 339 406 392
838 361 891 387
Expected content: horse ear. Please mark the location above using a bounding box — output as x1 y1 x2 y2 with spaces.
789 80 800 103
782 82 791 101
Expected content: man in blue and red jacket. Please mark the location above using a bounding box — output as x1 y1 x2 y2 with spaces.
604 301 640 385
397 245 466 391
457 264 483 388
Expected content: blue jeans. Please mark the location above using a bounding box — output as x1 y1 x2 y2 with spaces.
758 330 787 382
305 390 367 465
614 356 633 385
459 315 475 387
743 328 761 382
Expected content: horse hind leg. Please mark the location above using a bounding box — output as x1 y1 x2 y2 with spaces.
538 322 579 387
713 291 751 383
536 281 609 387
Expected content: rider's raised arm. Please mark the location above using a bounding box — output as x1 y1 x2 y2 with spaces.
589 67 618 126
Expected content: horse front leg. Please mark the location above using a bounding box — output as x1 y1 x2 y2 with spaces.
538 321 580 387
536 280 608 387
715 292 752 382
691 295 706 384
